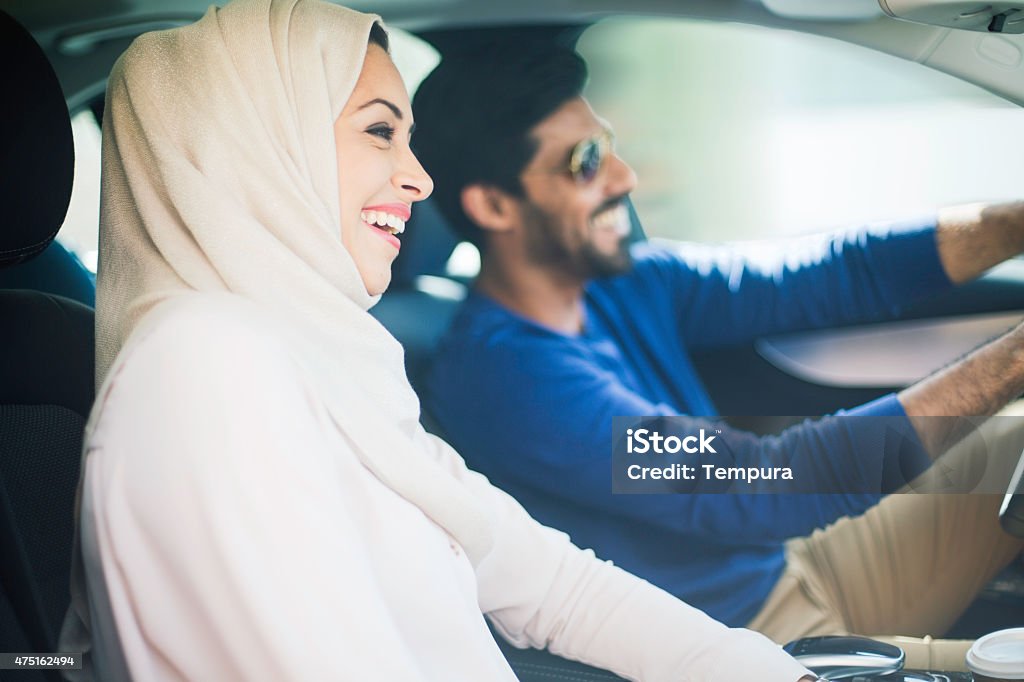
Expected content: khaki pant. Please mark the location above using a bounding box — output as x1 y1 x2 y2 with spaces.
747 413 1024 671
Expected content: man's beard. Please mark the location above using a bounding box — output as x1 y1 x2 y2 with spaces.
521 202 633 280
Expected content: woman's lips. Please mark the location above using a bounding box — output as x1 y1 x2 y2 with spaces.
363 202 411 221
364 220 401 250
360 203 410 251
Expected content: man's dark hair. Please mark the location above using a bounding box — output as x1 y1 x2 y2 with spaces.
412 43 587 249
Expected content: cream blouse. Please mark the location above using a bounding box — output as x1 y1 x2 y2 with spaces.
69 295 810 681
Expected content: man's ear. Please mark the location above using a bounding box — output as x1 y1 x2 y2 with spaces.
461 184 519 234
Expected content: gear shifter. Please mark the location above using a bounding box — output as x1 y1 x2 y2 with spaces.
783 636 905 679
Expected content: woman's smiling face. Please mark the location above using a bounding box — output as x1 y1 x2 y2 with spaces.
334 42 433 296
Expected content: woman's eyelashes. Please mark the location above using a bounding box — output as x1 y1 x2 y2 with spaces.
367 123 395 144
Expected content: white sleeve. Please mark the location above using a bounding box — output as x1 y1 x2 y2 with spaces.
86 318 431 681
418 432 813 682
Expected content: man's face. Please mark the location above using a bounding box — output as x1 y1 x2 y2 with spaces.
516 97 638 280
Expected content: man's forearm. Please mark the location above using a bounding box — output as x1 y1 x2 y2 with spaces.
936 201 1024 284
899 321 1024 455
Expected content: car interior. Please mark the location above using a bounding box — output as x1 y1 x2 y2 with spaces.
2 0 1024 680
0 10 95 682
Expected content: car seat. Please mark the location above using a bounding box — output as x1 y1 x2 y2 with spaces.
0 9 95 678
0 241 96 308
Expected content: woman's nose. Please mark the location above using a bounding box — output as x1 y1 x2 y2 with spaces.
395 148 434 202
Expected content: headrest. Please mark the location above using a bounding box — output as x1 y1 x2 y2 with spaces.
0 11 74 268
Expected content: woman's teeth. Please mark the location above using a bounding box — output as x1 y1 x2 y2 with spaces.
592 204 631 237
361 210 406 235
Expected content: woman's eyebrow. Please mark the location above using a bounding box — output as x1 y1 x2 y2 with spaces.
357 98 403 119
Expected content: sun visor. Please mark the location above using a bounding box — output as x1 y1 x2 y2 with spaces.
879 0 1024 33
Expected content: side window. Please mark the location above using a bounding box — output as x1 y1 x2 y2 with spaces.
56 28 440 275
390 28 440 94
578 18 1024 242
59 109 102 272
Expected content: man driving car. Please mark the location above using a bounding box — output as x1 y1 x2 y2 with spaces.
413 43 1024 670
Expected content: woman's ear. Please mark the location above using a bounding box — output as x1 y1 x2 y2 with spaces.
460 184 518 234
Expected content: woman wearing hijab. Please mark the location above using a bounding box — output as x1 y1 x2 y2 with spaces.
58 0 816 680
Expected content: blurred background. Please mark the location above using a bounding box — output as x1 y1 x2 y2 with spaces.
58 16 1024 272
579 17 1024 243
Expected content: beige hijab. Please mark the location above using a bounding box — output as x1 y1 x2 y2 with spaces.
96 0 494 563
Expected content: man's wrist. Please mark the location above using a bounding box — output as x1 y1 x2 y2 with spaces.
935 200 1024 283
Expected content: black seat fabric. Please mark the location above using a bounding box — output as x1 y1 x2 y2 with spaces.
0 9 94 672
0 584 50 681
0 291 95 418
0 293 93 656
0 404 88 654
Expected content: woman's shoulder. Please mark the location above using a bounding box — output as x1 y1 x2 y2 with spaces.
144 292 283 340
97 294 303 414
87 293 324 461
128 293 289 365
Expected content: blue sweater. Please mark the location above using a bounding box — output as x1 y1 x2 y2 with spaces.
424 219 952 626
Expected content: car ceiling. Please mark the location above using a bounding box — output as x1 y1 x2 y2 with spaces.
0 0 887 35
3 0 1024 110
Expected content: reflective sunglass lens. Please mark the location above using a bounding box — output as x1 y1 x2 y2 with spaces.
577 140 603 182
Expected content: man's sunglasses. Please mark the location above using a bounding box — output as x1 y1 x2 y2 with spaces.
526 128 616 184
